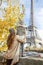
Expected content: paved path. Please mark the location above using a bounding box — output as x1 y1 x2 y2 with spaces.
0 55 43 65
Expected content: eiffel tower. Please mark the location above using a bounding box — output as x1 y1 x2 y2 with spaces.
27 0 42 48
16 0 43 56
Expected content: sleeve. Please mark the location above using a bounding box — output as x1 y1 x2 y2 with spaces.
17 35 26 43
3 43 19 59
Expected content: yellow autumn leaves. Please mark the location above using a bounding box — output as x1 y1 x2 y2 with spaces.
0 5 25 51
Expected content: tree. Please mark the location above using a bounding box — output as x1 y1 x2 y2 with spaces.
0 1 25 51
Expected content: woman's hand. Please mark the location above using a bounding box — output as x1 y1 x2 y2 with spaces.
3 51 11 59
3 53 8 59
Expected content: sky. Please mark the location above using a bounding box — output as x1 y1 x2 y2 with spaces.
20 0 43 40
0 0 43 40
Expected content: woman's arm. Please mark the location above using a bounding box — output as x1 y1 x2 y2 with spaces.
17 35 26 43
3 43 19 59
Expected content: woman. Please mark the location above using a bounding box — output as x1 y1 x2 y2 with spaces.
4 28 19 65
4 28 26 65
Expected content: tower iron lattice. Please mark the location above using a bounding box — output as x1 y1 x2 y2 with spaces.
27 0 42 47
